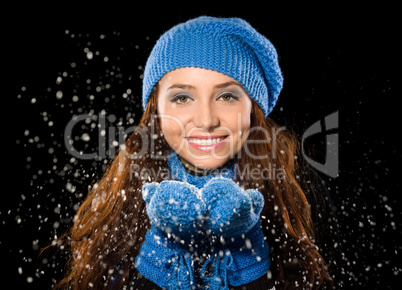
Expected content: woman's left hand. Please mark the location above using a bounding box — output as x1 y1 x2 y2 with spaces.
200 177 264 237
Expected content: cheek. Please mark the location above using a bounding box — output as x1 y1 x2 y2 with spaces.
158 98 179 139
161 118 183 140
232 113 251 151
226 109 251 140
239 114 251 143
240 101 252 139
216 114 249 156
159 112 190 151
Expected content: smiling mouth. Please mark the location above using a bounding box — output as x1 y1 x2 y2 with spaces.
186 136 228 145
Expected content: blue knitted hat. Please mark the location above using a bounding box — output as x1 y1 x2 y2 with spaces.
142 16 283 117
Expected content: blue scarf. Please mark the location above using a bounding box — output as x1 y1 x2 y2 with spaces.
135 150 270 289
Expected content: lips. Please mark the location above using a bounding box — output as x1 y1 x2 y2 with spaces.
185 135 228 139
186 135 229 151
188 136 227 145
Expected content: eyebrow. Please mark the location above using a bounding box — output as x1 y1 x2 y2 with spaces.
167 81 242 91
213 81 242 89
167 84 197 91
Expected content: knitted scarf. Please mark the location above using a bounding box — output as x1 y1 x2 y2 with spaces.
135 150 270 289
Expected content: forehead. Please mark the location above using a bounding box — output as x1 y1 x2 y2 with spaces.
158 67 238 88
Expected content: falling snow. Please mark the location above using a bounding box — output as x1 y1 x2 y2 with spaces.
6 18 401 290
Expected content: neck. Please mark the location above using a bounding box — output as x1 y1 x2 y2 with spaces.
177 155 236 177
178 156 215 176
178 156 203 172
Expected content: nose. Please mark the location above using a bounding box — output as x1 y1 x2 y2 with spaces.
193 102 219 131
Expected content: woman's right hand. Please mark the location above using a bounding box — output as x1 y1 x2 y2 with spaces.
142 180 207 236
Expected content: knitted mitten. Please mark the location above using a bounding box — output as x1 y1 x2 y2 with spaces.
200 177 264 237
135 225 196 290
198 178 269 289
142 180 207 236
138 178 270 290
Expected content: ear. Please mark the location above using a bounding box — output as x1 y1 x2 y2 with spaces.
244 189 264 215
142 182 160 203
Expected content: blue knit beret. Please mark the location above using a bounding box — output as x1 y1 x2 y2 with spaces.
142 16 283 117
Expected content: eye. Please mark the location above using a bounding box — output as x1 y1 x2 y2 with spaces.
170 95 192 105
217 93 239 102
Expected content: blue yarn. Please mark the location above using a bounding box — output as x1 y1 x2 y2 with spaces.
135 150 271 289
200 177 264 237
143 180 207 236
142 16 283 117
167 149 235 189
135 226 196 290
200 222 270 288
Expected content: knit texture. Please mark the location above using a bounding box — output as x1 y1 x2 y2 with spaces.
143 180 207 237
200 177 264 237
135 226 196 290
135 150 271 289
167 149 235 189
142 16 283 117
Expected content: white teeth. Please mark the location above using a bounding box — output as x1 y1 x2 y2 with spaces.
188 137 225 145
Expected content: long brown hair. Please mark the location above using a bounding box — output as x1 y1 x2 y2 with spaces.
52 85 333 289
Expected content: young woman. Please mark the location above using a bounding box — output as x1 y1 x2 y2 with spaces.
56 16 336 289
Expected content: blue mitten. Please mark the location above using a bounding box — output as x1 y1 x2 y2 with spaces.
135 226 196 290
142 180 207 236
200 177 264 237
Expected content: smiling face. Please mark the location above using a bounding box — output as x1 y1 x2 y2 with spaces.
157 67 252 171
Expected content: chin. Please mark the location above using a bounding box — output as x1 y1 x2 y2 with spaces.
184 154 230 170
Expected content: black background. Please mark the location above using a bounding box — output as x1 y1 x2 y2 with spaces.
4 4 401 289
